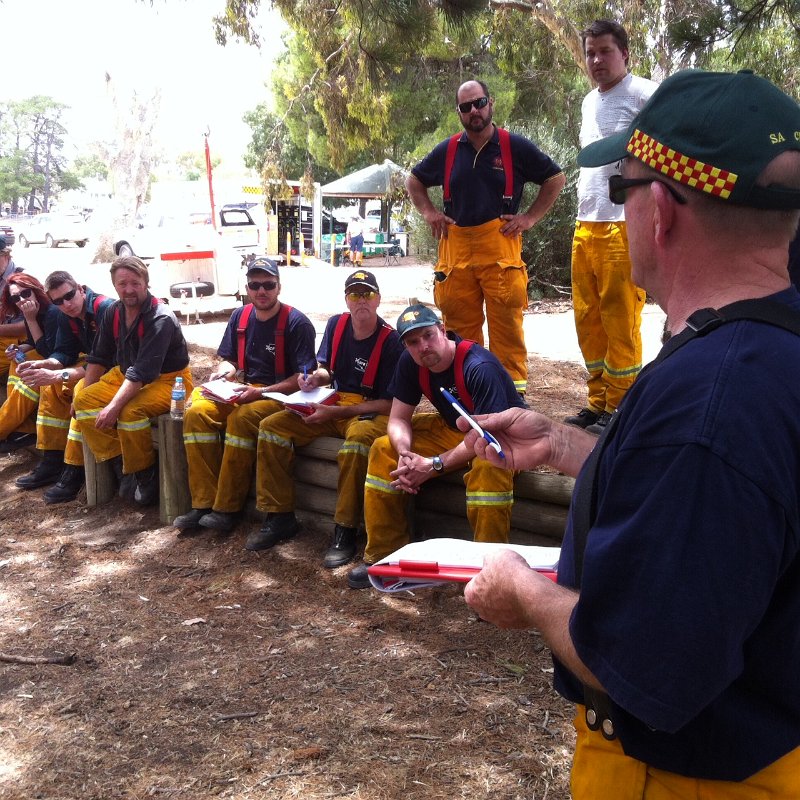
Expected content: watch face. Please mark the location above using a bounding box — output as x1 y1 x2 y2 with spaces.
432 456 444 472
61 371 70 381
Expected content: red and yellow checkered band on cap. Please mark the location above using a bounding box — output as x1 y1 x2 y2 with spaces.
627 129 739 200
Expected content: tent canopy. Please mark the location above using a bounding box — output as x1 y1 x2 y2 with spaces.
321 159 407 199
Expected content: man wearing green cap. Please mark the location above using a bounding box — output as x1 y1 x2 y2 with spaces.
461 69 800 796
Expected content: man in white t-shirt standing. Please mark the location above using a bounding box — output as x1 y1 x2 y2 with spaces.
565 20 657 434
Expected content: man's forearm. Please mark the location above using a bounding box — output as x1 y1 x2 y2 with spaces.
523 172 566 226
0 320 25 338
406 174 437 218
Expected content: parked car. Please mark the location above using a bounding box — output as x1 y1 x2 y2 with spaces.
16 212 90 248
0 221 15 246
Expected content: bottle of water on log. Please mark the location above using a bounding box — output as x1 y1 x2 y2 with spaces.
170 376 186 421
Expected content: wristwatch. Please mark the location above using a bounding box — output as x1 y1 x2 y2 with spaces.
60 370 70 382
431 455 445 473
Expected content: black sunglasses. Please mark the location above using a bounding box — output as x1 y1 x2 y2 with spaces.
608 175 687 206
457 96 489 114
248 280 278 292
9 288 33 304
51 287 79 306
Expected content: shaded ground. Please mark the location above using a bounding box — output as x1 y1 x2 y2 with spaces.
0 346 587 800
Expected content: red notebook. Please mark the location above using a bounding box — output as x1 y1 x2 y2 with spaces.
367 538 559 593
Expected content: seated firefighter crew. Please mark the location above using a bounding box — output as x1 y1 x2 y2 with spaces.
347 303 525 589
253 269 403 566
173 257 317 534
14 271 114 502
0 273 61 453
74 256 192 506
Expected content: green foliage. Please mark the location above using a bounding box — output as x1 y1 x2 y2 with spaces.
73 153 110 180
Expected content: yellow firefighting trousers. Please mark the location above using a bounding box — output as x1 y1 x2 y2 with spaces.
74 366 192 474
36 377 82 452
571 707 800 799
63 378 86 467
256 392 389 528
434 218 528 393
182 387 283 512
362 413 514 563
0 348 45 439
571 221 645 413
0 334 22 381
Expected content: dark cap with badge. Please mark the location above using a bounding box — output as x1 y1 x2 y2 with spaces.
396 303 441 339
578 69 800 209
245 256 280 278
344 269 379 292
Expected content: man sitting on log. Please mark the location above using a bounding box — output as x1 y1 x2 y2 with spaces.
346 303 525 589
173 257 317 534
14 271 115 503
74 256 192 507
253 269 403 568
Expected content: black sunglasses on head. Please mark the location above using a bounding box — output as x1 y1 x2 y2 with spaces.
51 287 79 306
247 280 278 292
608 174 687 206
9 288 33 304
457 96 489 114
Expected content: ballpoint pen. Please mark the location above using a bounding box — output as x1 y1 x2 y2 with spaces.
439 387 505 458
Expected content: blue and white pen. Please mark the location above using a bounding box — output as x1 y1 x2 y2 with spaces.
440 387 505 459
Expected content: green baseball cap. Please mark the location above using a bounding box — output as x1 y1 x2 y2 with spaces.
396 303 441 339
578 69 800 209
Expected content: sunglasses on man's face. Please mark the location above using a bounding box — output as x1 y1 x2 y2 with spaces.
457 96 489 114
247 280 278 292
608 174 687 206
9 288 33 304
346 290 378 301
51 287 79 306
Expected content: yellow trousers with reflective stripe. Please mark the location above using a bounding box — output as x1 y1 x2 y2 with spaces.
571 221 645 413
257 392 389 529
363 413 514 564
63 378 86 466
36 378 81 451
434 219 528 393
572 706 800 799
182 386 283 511
0 349 44 439
74 366 192 474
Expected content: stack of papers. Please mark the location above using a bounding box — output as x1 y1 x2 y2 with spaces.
262 386 339 417
367 538 560 593
200 378 248 404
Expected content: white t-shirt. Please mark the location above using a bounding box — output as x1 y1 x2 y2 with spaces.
576 72 658 222
347 218 364 238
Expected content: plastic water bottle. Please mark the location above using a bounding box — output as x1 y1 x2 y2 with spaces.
170 376 186 421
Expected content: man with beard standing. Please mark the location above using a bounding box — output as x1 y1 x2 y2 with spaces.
406 80 565 394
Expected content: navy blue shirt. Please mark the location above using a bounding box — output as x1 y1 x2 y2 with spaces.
50 288 115 367
317 313 403 399
411 126 563 227
556 288 800 780
217 303 316 385
389 334 525 428
28 304 61 359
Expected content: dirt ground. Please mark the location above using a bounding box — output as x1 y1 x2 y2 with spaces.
0 338 588 800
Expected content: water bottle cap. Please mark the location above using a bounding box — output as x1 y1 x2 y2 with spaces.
175 377 183 383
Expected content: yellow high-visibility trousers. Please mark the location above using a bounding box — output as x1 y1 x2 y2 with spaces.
362 413 514 564
63 378 86 467
36 379 80 451
74 366 193 474
434 219 529 393
0 334 23 382
182 387 283 512
571 707 800 799
571 221 645 413
256 392 389 529
0 349 45 439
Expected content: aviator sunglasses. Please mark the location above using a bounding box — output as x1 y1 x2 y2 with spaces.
247 280 278 291
457 96 489 114
608 175 687 206
9 288 34 304
51 287 79 306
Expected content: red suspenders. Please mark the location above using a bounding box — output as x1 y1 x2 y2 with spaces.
418 339 475 412
329 312 393 393
112 296 158 340
237 303 292 379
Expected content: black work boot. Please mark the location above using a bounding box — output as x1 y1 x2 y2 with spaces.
134 463 159 507
43 465 86 504
245 512 299 551
109 455 136 501
15 449 64 489
323 524 357 569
